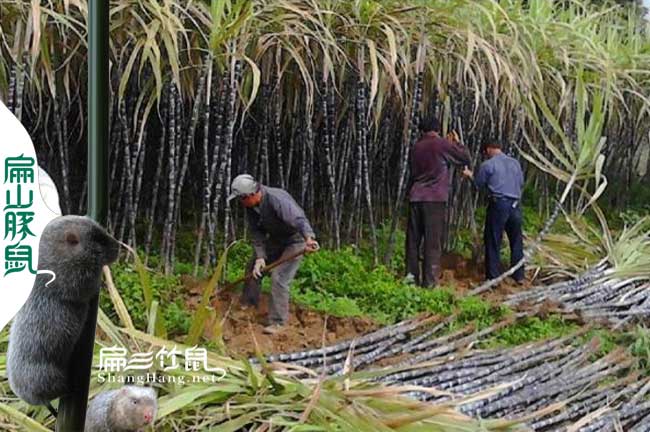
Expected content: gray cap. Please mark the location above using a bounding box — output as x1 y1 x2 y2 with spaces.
227 174 259 202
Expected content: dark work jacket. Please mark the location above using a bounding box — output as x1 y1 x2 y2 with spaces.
408 133 471 202
246 186 315 259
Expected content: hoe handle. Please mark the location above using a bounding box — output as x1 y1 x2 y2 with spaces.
220 248 307 292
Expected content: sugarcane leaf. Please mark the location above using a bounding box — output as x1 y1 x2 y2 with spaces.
531 93 576 167
464 30 476 77
160 35 180 89
120 243 154 308
30 0 41 61
0 403 51 432
239 54 261 116
97 308 129 348
38 33 55 98
118 39 144 100
147 300 159 336
157 386 226 418
283 41 315 108
103 266 135 331
594 153 605 186
187 241 237 346
210 412 259 432
583 175 608 212
521 98 575 171
142 26 163 101
575 72 586 148
366 38 380 110
241 357 260 391
520 148 570 183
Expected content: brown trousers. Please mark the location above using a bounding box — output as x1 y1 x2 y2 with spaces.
405 202 446 287
241 242 304 325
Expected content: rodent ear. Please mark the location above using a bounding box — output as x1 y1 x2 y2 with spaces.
65 230 80 245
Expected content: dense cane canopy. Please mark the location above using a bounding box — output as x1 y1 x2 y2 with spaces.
1 0 650 271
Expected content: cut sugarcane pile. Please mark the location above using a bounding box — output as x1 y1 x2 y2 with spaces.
263 314 485 375
264 315 650 431
506 263 650 328
381 337 649 431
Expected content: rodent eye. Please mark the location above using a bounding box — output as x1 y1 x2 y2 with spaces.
65 231 80 245
132 398 138 404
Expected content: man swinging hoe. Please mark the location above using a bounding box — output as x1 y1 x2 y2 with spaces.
228 174 320 335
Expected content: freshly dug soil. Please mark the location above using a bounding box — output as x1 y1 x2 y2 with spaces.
181 253 533 358
182 276 377 357
439 253 534 300
215 291 376 357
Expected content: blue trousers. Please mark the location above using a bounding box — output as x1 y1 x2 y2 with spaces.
484 198 524 282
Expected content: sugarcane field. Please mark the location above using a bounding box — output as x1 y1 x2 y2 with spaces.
2 0 650 430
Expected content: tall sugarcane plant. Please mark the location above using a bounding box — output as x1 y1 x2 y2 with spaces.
1 0 650 274
383 41 426 265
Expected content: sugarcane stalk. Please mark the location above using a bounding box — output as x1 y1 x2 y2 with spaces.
206 77 227 267
144 83 169 261
258 82 271 184
53 93 72 214
162 84 178 274
354 63 378 263
222 55 241 249
6 59 17 114
274 84 285 189
383 42 425 265
630 412 650 432
194 60 214 275
321 76 340 248
265 316 433 363
285 104 295 186
174 57 210 250
13 53 26 122
129 125 147 248
118 91 136 243
300 106 313 208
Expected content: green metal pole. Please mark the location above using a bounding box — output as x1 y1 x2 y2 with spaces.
56 0 108 430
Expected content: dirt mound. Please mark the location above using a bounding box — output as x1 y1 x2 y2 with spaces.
182 276 377 357
439 253 483 291
440 253 535 302
217 292 376 358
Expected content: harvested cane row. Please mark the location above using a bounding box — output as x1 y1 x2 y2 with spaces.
265 313 649 431
506 265 650 328
380 337 650 431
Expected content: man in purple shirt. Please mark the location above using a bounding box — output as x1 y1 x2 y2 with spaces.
463 141 525 283
406 117 471 287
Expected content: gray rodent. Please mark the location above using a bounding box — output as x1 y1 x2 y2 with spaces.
6 215 119 406
85 386 157 432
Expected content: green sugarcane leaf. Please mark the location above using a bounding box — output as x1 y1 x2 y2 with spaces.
157 386 226 418
147 300 159 335
241 357 259 391
0 403 51 431
187 241 237 346
210 411 260 432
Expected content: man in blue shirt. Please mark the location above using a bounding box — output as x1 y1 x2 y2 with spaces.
462 141 525 283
